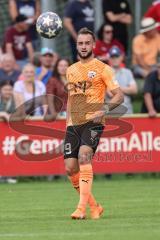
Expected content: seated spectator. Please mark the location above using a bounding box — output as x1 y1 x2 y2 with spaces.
102 0 132 52
0 54 21 85
13 63 46 116
9 0 41 50
109 46 137 114
141 63 160 117
132 18 160 78
46 58 70 118
36 48 58 86
4 14 34 69
144 0 160 32
94 23 125 63
0 81 16 121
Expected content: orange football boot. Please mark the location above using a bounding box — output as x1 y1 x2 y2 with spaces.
71 208 86 220
90 203 104 220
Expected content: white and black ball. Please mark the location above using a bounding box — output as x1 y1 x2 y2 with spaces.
36 12 62 39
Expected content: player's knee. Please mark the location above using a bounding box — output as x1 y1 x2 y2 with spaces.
78 151 93 165
65 166 78 176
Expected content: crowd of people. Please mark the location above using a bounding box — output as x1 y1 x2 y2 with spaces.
0 0 160 123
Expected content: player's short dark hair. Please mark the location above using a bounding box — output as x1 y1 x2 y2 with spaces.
77 28 95 41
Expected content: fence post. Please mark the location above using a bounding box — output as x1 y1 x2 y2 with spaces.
40 0 56 50
94 0 103 31
135 0 141 34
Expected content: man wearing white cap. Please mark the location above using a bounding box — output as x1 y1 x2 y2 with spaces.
36 47 58 85
132 17 160 78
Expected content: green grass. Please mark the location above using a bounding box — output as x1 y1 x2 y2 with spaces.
0 177 160 240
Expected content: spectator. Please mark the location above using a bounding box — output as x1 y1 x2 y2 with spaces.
132 18 160 78
109 46 137 114
141 63 160 117
94 23 125 63
102 0 132 52
9 0 41 50
144 0 160 32
0 81 16 121
36 48 58 86
0 54 21 85
64 0 95 62
4 14 34 69
47 58 70 118
13 63 46 116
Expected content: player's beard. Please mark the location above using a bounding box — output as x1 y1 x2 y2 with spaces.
77 50 93 60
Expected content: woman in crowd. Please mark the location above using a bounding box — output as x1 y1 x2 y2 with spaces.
13 63 46 116
0 81 16 121
46 58 70 118
94 23 125 63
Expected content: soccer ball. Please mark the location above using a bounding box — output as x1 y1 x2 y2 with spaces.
36 12 62 39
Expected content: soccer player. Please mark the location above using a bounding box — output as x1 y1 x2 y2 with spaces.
64 28 124 219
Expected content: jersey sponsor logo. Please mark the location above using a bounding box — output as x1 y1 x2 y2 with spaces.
65 80 92 93
88 71 96 79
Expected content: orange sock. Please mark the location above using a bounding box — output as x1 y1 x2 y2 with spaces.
68 172 97 207
68 172 80 193
78 164 93 210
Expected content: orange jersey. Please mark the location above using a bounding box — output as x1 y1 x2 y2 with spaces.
66 58 119 126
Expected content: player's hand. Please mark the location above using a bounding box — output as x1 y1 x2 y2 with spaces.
92 110 106 123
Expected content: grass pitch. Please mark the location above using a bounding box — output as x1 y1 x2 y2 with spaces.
0 176 160 240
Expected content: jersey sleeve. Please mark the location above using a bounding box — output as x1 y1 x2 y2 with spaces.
101 65 119 91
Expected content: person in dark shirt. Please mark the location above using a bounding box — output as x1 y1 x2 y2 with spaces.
102 0 132 52
141 63 160 117
64 0 95 62
4 14 34 69
9 0 41 50
94 23 125 63
0 54 21 85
